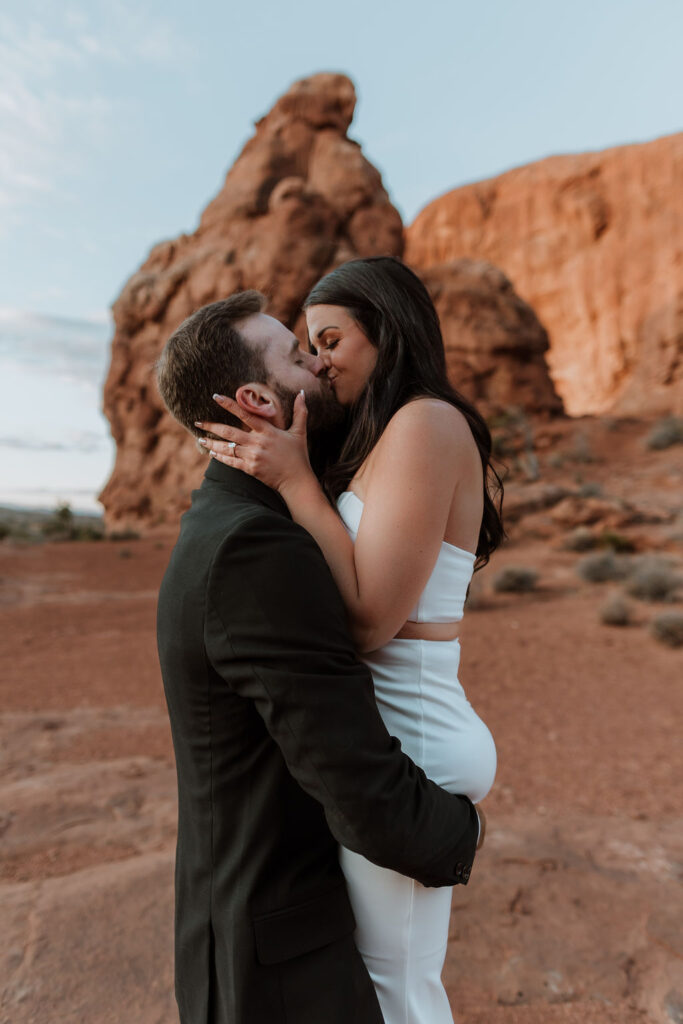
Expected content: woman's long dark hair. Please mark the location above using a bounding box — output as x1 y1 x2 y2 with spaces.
303 256 506 570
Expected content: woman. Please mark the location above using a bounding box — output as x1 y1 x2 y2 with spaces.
196 257 503 1024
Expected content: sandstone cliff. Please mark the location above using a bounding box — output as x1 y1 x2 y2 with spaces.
406 133 683 417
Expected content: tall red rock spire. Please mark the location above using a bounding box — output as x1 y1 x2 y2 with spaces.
99 73 403 531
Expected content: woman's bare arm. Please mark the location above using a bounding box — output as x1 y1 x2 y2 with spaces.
277 399 472 651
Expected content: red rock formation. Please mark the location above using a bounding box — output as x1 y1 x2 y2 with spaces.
420 260 563 418
406 133 683 418
99 73 403 532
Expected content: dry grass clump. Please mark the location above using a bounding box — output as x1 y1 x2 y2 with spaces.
576 551 630 583
571 432 597 464
41 504 104 541
598 530 636 553
577 481 603 498
625 557 682 603
649 610 683 647
599 592 634 627
488 406 539 481
645 415 683 450
563 527 597 552
109 528 141 541
564 527 633 553
492 566 539 593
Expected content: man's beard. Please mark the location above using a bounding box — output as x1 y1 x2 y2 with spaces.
272 380 345 435
271 380 348 480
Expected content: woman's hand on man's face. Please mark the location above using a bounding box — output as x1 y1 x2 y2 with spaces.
194 392 314 494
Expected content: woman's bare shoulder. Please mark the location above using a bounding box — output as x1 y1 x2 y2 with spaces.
379 397 473 451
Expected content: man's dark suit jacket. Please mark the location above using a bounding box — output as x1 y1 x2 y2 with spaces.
157 458 479 1024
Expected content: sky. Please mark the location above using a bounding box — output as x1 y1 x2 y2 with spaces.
1 0 681 511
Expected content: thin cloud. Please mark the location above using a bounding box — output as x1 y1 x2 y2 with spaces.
0 308 112 387
0 430 106 453
0 4 190 217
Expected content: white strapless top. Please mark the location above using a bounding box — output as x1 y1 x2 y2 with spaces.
336 490 477 623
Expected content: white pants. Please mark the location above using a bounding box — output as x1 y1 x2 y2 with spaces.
342 638 496 1024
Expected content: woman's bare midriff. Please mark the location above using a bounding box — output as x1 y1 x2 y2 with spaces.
394 620 461 642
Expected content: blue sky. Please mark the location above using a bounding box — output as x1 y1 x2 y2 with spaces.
1 0 681 510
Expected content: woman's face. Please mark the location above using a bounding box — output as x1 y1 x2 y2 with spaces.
305 304 378 406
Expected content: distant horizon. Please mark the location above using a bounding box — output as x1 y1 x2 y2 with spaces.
0 498 104 518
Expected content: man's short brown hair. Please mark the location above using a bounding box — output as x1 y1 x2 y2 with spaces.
156 290 268 438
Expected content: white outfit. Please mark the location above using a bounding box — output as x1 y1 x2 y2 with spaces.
336 490 497 1024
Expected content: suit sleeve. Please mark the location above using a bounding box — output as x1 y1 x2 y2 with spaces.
205 512 479 887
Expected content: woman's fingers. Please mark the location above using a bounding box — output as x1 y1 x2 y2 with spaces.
201 438 242 457
211 393 265 431
194 420 249 444
209 449 240 468
290 390 308 438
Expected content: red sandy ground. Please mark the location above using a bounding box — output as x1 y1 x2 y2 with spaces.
1 415 681 1024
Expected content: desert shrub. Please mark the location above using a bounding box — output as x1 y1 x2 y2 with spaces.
576 551 630 583
649 610 683 647
0 521 33 542
547 452 565 469
513 452 540 482
491 433 510 458
40 503 104 541
599 592 633 627
571 432 597 464
109 529 140 541
598 530 636 553
578 481 603 498
41 503 74 538
563 527 597 552
645 416 683 451
488 407 538 480
492 566 539 593
118 548 134 559
72 524 104 540
625 558 681 603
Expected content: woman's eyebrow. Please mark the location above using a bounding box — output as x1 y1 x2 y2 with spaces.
316 325 338 339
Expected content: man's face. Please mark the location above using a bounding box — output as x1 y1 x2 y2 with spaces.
237 313 343 431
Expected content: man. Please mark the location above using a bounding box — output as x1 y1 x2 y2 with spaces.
156 291 480 1024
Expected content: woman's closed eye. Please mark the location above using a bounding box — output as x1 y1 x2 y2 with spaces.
308 338 338 355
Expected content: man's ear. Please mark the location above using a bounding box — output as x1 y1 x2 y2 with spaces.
234 383 278 420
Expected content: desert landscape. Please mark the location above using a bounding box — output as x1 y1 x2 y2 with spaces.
1 72 682 1024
